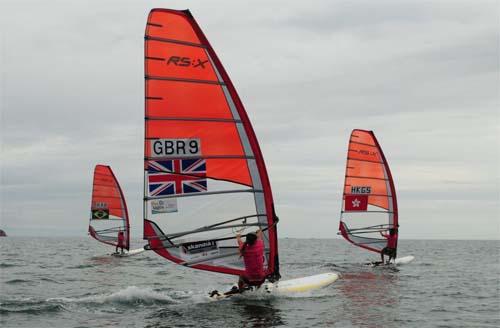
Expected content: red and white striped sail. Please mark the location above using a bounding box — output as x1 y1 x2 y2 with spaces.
143 9 280 279
89 165 130 250
339 130 398 254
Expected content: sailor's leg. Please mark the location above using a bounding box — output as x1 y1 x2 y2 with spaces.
388 249 396 263
238 276 245 291
221 277 244 296
387 252 394 264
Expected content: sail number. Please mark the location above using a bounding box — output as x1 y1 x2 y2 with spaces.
351 186 371 194
93 202 108 209
150 138 201 158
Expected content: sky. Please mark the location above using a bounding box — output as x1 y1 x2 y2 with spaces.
1 0 499 240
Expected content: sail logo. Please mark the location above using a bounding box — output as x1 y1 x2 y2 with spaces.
358 149 378 157
166 56 208 69
150 139 201 158
351 186 371 194
180 239 220 261
151 199 178 214
182 240 218 254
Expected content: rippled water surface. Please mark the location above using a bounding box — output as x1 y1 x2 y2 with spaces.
1 238 499 327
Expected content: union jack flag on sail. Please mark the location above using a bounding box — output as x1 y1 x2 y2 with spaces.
147 159 207 196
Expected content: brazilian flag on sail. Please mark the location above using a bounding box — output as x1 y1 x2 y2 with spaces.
92 209 109 220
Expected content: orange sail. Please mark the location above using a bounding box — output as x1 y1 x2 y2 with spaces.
339 130 398 254
143 9 279 279
89 165 130 250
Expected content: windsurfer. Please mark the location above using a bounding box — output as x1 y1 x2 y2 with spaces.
229 229 266 294
380 228 398 264
116 230 125 254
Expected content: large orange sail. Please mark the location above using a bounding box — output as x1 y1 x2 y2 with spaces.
143 9 279 279
89 165 130 250
339 130 398 254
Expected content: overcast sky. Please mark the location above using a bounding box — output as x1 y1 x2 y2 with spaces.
1 0 499 240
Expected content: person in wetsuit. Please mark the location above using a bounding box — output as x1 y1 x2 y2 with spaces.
380 228 398 264
116 230 125 254
210 229 266 298
236 229 265 291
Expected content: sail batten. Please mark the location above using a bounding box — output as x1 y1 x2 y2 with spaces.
143 9 279 279
347 158 385 164
341 210 396 213
145 155 255 160
345 175 390 181
146 76 225 85
349 142 379 148
339 130 398 254
147 117 242 123
145 188 263 201
145 36 207 48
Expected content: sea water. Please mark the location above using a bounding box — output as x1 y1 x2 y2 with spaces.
1 238 498 327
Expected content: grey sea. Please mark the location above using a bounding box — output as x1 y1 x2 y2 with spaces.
1 237 499 327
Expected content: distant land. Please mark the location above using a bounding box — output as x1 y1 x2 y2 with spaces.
0 229 7 237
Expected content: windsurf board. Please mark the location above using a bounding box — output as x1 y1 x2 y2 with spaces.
366 255 415 267
111 248 146 257
209 272 339 300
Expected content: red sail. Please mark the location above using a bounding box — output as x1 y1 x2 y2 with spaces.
143 9 279 279
339 130 398 254
89 165 130 250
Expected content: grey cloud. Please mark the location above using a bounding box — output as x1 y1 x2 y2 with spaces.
1 0 498 239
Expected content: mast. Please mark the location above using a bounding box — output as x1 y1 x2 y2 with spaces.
371 131 398 234
109 167 130 251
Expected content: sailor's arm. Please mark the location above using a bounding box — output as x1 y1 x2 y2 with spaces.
236 233 244 248
256 229 263 240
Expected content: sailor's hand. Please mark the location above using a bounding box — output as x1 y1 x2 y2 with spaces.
236 233 243 248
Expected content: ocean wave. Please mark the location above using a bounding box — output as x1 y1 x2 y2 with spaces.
4 279 34 285
66 264 95 269
0 263 23 268
38 276 63 284
0 299 67 315
48 286 179 305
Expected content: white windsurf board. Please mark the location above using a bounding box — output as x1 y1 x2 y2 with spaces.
394 255 414 265
366 255 415 267
111 248 146 257
209 272 339 300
